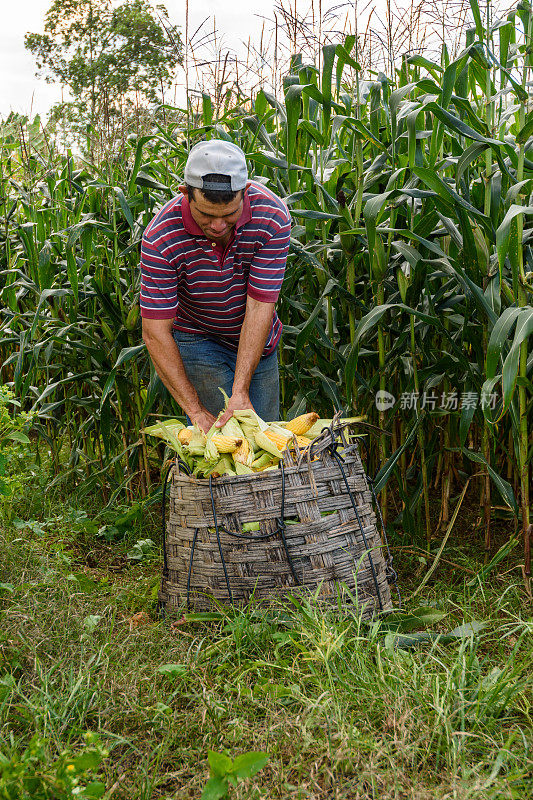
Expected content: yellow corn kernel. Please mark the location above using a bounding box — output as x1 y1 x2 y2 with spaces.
211 434 242 453
284 412 319 435
264 429 292 451
178 428 193 445
232 438 251 464
291 435 312 450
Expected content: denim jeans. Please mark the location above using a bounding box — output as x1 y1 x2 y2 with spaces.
173 330 280 422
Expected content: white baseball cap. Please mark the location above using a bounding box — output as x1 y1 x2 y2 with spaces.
184 140 248 192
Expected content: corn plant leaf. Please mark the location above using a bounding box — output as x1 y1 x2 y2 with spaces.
458 383 478 446
462 448 518 514
114 187 135 229
373 415 422 495
485 307 523 378
496 204 533 273
135 171 169 191
469 0 483 38
500 308 533 417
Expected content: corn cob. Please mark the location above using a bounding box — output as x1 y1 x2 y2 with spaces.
263 429 292 451
284 412 319 435
291 435 312 450
211 434 242 453
232 438 251 465
178 428 193 444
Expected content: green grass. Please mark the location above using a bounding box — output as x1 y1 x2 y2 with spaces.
1 471 531 799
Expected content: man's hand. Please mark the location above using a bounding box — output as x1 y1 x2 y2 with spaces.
191 408 217 433
215 391 254 428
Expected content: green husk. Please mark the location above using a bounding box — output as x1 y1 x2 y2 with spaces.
254 430 286 457
212 455 236 476
251 451 278 469
233 408 270 434
304 416 365 439
142 419 185 437
234 461 254 475
242 521 261 532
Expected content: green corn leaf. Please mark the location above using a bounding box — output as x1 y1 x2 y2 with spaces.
373 416 422 495
135 171 170 191
485 307 523 379
462 448 519 515
468 0 483 38
496 204 533 275
114 187 135 229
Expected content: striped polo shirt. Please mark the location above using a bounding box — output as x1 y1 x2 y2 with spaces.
140 180 291 356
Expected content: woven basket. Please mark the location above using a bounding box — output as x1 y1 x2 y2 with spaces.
159 425 394 619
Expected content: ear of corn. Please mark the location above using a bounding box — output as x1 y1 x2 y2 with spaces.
284 412 319 435
254 430 285 457
178 428 193 445
305 416 365 439
143 419 185 437
264 429 292 451
291 435 313 449
232 437 253 466
144 404 350 478
186 425 207 456
211 434 242 453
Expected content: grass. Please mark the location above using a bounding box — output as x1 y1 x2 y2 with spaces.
0 465 532 799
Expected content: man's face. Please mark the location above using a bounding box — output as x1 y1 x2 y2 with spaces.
181 186 244 242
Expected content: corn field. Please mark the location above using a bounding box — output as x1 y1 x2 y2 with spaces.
0 0 532 577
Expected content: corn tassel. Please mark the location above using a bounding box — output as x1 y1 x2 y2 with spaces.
284 412 319 435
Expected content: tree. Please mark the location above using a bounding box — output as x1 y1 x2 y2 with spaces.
25 0 182 154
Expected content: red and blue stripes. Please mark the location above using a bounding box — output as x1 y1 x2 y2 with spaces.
140 181 291 356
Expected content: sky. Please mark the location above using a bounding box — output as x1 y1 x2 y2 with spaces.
0 0 475 121
0 0 279 120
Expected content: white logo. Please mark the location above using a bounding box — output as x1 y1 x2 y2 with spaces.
375 390 396 411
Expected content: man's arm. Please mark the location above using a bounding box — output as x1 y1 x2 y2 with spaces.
142 318 216 432
216 297 275 427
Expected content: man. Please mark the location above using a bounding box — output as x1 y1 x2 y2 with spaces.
140 140 291 431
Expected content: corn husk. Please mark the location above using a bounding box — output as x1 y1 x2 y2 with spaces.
211 454 236 477
233 408 269 436
251 451 278 469
143 419 185 437
254 429 287 457
234 461 254 475
186 424 208 456
304 416 366 439
242 521 260 532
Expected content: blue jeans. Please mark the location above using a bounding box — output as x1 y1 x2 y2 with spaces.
173 330 280 422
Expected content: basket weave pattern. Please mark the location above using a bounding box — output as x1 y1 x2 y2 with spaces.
161 436 392 618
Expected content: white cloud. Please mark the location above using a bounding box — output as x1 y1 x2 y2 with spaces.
0 0 272 120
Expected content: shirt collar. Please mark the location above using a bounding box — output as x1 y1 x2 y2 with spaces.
181 188 252 238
